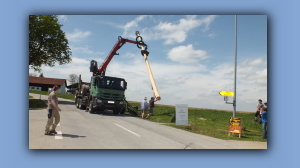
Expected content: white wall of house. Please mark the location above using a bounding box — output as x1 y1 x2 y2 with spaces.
58 82 66 94
29 86 42 91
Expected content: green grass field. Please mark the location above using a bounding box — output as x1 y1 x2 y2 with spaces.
127 102 266 142
29 91 266 141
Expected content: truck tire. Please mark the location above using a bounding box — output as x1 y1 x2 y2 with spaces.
120 108 126 114
89 101 95 114
85 100 89 112
79 99 83 109
75 91 78 108
113 108 120 115
76 98 80 108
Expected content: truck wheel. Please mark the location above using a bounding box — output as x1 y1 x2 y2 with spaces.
75 94 78 108
79 99 83 109
76 98 80 108
120 108 126 114
85 101 89 112
113 109 120 115
89 102 95 113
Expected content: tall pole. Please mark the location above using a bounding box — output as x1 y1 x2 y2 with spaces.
233 15 237 117
136 31 161 100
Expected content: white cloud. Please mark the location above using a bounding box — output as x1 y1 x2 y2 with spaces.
66 29 91 42
73 47 104 55
121 52 137 58
248 58 266 66
120 15 217 44
58 15 68 22
208 33 217 38
151 15 217 44
123 15 148 37
167 44 209 64
70 57 90 65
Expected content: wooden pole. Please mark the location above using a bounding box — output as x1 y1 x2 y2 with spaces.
137 32 161 100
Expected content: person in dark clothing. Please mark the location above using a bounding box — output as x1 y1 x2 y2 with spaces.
145 97 157 119
254 99 264 124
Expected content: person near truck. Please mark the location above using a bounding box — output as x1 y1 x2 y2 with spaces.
44 85 61 135
254 99 264 124
141 97 148 119
145 97 157 119
260 107 267 139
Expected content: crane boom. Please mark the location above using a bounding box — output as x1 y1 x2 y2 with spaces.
93 32 161 100
98 37 137 76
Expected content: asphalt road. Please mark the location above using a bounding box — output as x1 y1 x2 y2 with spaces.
29 93 267 149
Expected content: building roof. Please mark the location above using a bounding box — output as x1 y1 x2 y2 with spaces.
29 76 67 86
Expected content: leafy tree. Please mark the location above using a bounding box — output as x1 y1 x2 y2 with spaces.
29 15 72 72
68 74 79 85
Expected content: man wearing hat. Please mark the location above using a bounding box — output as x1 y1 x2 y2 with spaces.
141 97 148 119
254 99 264 124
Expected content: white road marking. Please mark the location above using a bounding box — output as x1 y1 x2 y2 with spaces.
55 131 63 139
114 123 140 137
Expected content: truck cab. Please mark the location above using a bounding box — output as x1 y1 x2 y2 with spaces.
89 75 127 114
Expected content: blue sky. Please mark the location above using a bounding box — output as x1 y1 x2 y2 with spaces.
29 15 267 112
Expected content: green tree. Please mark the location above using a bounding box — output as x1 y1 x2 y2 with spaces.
29 15 72 72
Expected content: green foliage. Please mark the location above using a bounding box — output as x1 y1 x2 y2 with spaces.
29 90 49 95
29 90 75 101
29 15 72 72
29 99 47 109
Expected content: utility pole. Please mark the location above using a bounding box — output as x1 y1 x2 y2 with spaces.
233 15 237 117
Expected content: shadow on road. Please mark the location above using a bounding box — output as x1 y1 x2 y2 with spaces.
58 100 76 105
89 110 136 118
61 133 86 138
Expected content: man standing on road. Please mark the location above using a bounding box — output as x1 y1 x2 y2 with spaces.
141 97 148 119
146 97 157 119
44 85 61 135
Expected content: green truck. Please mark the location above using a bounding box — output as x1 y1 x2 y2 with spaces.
75 60 127 115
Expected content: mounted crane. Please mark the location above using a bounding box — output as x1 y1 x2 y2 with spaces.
75 31 160 115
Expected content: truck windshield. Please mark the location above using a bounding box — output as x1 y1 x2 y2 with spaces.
97 77 125 90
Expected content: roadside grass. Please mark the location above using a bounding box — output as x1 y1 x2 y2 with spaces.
29 99 47 109
29 90 75 101
29 95 33 99
127 102 267 142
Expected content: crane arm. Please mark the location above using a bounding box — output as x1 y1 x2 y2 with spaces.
94 32 161 100
98 37 137 76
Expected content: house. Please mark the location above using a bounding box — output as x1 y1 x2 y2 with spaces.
29 76 67 94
